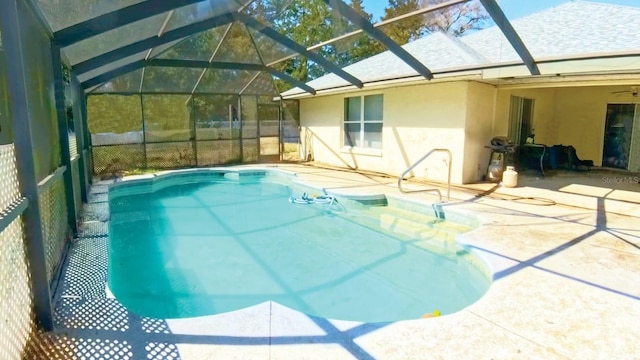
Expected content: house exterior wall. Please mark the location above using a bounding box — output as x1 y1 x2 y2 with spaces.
299 81 471 184
464 82 497 182
299 81 640 185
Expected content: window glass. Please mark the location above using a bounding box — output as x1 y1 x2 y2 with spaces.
364 122 383 149
345 97 361 122
364 94 383 121
344 123 361 147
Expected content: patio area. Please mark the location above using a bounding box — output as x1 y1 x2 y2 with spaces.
24 164 640 359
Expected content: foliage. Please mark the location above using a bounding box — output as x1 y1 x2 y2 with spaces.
379 0 489 45
142 95 192 143
380 0 425 44
259 0 489 89
422 0 489 36
87 94 142 134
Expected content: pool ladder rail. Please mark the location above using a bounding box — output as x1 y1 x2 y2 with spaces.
398 148 452 203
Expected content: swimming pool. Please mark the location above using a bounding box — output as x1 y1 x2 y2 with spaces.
108 169 490 322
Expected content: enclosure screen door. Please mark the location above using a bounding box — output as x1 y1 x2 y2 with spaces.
257 104 281 162
508 96 534 145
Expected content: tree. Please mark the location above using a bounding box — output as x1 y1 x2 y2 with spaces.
264 0 386 89
380 0 490 44
422 0 489 36
345 0 385 63
381 0 424 45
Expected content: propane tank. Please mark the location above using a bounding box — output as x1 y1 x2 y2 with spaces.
502 166 518 188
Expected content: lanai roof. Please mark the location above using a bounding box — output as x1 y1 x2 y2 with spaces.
20 0 640 97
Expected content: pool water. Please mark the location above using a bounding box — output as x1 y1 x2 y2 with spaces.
109 174 490 322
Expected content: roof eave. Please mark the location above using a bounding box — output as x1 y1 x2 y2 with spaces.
281 71 484 99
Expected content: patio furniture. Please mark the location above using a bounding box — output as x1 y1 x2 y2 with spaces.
518 144 594 176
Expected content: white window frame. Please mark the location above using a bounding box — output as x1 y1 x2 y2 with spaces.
508 95 534 146
343 94 383 153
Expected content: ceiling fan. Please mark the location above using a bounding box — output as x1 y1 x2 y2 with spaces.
611 86 639 97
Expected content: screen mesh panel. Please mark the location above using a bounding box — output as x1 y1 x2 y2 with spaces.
145 141 195 169
195 139 241 166
194 95 240 141
212 23 263 64
63 13 167 65
38 176 69 283
34 0 145 31
155 26 228 61
142 95 193 143
20 0 61 181
141 67 202 93
92 144 145 175
91 69 144 93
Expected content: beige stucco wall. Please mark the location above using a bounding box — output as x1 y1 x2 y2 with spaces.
464 82 497 182
300 81 496 184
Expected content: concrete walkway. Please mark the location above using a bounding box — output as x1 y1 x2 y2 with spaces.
28 164 640 359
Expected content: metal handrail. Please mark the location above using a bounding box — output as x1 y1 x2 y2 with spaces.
398 148 452 202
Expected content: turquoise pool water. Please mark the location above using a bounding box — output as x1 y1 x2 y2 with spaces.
108 172 490 322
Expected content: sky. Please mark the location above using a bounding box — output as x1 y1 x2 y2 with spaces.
361 0 640 22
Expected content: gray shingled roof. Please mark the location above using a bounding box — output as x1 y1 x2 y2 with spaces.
282 1 640 97
462 1 640 62
300 32 485 92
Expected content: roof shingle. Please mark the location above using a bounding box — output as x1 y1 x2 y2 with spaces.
282 1 640 97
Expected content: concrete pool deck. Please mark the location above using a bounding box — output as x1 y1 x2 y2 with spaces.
29 164 640 359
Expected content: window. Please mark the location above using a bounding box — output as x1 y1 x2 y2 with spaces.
344 94 383 150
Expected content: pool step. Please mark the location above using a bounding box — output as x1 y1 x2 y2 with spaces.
335 205 471 259
366 205 473 235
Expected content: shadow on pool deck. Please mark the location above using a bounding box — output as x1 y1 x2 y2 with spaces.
24 164 640 359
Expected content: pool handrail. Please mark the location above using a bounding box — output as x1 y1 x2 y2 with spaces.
398 148 452 202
